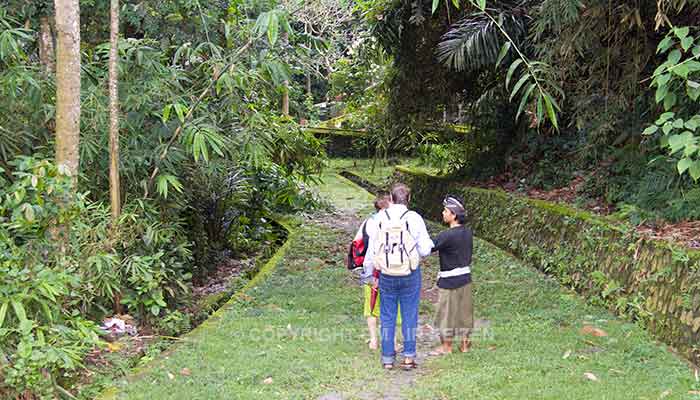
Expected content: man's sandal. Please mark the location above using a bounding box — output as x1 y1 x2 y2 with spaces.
382 363 394 370
400 359 417 370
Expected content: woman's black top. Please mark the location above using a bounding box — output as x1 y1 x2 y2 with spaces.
432 225 473 289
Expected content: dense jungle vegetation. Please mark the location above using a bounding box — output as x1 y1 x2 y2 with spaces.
1 0 699 398
0 0 356 397
337 0 700 227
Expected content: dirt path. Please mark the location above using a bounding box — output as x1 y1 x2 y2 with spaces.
112 170 695 400
314 174 443 400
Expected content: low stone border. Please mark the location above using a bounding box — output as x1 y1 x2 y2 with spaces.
338 170 383 195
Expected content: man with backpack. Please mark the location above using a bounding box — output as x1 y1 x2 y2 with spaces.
364 183 434 370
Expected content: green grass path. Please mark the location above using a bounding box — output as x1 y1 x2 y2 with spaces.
112 166 697 399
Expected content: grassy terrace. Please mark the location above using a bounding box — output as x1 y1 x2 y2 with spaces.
327 158 439 189
109 162 696 399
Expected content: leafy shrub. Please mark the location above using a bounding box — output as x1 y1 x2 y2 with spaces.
581 145 700 224
183 161 251 280
183 156 325 282
0 156 198 398
417 143 454 173
642 26 700 181
69 195 193 322
0 156 101 398
155 310 192 337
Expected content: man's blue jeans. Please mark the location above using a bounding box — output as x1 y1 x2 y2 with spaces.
379 267 421 364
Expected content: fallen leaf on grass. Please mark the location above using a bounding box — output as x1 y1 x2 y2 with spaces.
583 372 598 382
106 342 122 352
167 372 175 380
263 377 273 385
580 325 608 337
688 390 700 395
488 345 497 351
562 350 571 359
660 389 672 398
180 368 191 376
238 294 254 302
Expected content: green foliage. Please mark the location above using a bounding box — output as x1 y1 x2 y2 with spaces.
417 143 453 172
0 9 52 167
436 9 526 73
0 157 101 398
643 26 700 181
359 0 700 227
0 155 197 398
71 198 193 322
327 42 400 159
0 0 349 396
0 9 32 63
155 310 192 337
427 0 564 129
254 8 293 47
581 148 700 224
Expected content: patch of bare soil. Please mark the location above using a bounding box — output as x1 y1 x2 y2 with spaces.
474 173 700 249
191 257 255 299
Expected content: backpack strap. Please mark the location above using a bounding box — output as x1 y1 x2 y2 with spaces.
385 231 390 267
379 209 391 230
400 210 413 233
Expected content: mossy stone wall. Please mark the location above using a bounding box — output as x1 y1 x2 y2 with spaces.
394 166 700 364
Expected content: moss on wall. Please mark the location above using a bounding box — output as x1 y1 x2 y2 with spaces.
394 166 700 364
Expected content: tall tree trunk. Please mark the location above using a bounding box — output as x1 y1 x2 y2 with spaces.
109 0 121 221
306 73 311 96
109 0 123 314
282 80 290 116
39 16 55 74
54 0 81 182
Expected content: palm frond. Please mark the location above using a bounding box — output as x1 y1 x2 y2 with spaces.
436 10 527 72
